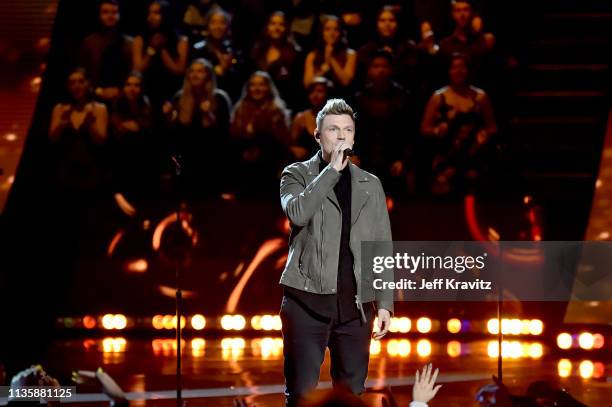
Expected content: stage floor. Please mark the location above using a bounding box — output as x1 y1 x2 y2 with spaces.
5 336 605 406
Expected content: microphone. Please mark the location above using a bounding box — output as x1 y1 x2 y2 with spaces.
343 148 354 161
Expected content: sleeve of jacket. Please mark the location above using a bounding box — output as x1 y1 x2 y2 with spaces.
280 163 341 227
374 179 395 315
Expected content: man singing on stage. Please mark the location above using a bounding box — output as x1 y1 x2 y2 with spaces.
278 98 393 406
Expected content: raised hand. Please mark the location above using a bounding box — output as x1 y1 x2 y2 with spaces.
413 363 442 404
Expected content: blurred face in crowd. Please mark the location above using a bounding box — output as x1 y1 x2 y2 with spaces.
99 2 120 29
368 56 393 84
123 75 142 101
377 9 398 39
308 83 328 109
188 61 208 87
147 2 163 29
322 18 341 46
451 1 473 29
267 12 286 41
208 12 229 40
248 74 271 103
449 57 469 86
316 114 355 158
68 71 89 102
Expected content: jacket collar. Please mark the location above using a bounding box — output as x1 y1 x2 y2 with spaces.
305 151 370 225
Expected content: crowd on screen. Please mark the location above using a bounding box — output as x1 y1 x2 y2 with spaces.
47 0 505 203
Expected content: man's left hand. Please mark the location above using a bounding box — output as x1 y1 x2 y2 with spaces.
373 308 391 339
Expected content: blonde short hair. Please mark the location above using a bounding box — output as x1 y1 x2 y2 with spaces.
315 98 356 131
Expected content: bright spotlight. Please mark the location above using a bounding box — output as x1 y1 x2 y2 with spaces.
152 315 164 330
557 333 573 350
416 317 432 334
579 360 594 379
102 314 115 330
529 319 543 336
191 314 206 330
487 318 499 335
557 359 572 378
447 341 461 357
578 332 594 350
113 314 127 330
447 318 461 334
416 339 432 357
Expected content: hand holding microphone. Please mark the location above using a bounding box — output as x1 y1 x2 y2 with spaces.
330 142 353 172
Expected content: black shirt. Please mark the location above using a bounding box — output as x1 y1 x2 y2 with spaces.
283 152 360 323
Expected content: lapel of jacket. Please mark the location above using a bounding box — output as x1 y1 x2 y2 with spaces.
306 151 340 211
349 161 370 225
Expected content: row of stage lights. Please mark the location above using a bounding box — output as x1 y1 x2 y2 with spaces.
89 337 544 360
60 315 547 337
556 332 605 351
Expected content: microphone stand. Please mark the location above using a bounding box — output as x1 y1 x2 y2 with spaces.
171 155 184 407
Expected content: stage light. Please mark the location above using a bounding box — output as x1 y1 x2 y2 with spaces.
416 339 432 357
83 315 96 329
387 339 410 357
171 316 186 329
221 314 246 330
528 343 543 359
447 318 461 334
191 338 205 357
520 319 531 335
593 333 604 349
509 319 522 335
507 341 522 359
102 314 115 330
579 360 594 379
557 333 573 350
162 314 174 330
487 318 499 335
152 315 164 330
258 337 283 359
447 341 461 357
251 315 262 330
221 337 246 360
191 314 206 330
126 259 148 273
260 315 276 331
416 317 432 333
529 319 543 336
389 317 408 333
113 314 127 330
578 332 594 350
272 315 282 330
397 317 411 333
558 359 572 378
102 337 126 353
4 133 17 142
369 339 381 356
487 341 499 358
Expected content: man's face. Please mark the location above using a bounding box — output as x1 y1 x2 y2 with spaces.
451 1 472 29
100 3 120 29
368 56 392 83
316 114 355 158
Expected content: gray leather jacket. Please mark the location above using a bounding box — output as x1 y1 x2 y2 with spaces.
279 152 394 321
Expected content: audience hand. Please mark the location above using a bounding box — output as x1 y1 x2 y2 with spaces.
413 363 442 404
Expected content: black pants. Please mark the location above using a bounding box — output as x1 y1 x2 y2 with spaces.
280 295 375 406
